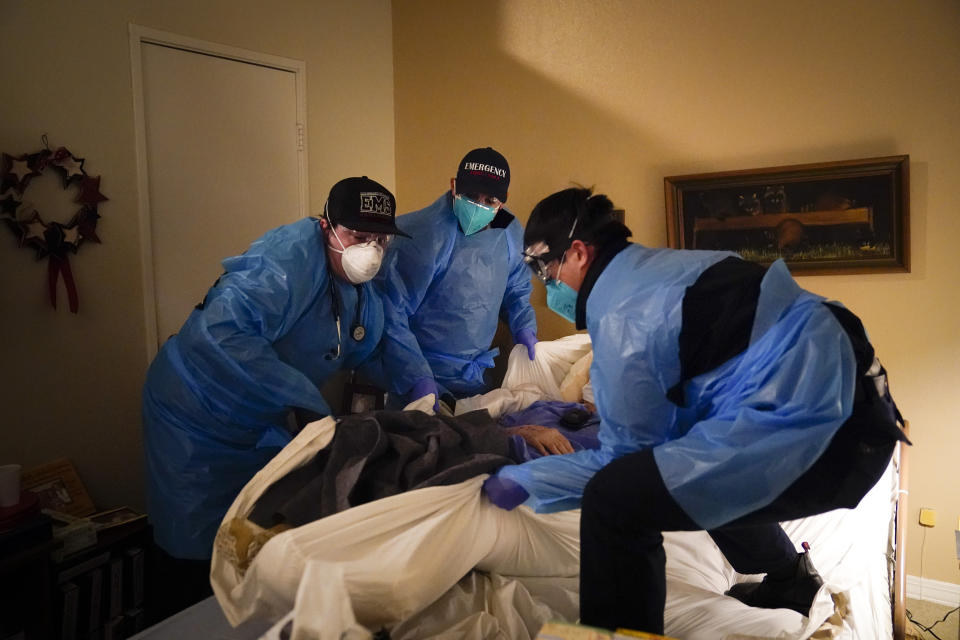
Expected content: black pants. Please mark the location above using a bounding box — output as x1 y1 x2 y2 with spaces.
580 449 805 634
580 305 905 634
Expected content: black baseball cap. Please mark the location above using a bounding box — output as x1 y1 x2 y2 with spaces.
455 147 510 202
325 176 410 238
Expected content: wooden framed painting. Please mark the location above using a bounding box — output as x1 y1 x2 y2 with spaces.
664 155 909 274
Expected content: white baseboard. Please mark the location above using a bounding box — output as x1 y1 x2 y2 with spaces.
906 574 960 606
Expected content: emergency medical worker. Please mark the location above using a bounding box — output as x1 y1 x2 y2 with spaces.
142 176 406 567
376 147 537 405
482 188 908 634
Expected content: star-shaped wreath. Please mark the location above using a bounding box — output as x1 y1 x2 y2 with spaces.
2 137 107 313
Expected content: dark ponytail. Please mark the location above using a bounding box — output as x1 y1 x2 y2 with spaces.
525 187 631 261
576 190 632 247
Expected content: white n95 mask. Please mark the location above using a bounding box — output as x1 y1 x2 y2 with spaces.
330 228 385 283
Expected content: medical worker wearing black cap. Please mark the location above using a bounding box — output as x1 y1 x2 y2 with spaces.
376 147 538 407
143 176 407 568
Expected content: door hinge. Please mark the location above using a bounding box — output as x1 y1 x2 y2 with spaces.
296 123 305 151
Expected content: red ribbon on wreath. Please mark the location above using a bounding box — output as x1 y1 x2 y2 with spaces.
1 137 106 313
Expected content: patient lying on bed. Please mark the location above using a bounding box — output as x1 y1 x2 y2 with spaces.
242 400 599 536
211 336 596 633
212 336 899 640
240 337 600 537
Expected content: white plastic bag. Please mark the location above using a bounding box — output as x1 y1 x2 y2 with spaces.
211 386 580 635
215 468 579 631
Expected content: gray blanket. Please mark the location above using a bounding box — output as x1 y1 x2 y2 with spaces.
248 409 512 529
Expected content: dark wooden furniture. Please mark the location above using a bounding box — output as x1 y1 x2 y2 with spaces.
0 514 150 640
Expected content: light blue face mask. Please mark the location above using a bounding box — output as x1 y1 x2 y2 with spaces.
545 255 578 323
546 280 577 323
453 195 498 235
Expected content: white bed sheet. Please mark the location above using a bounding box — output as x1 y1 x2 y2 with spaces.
209 337 899 640
662 448 898 640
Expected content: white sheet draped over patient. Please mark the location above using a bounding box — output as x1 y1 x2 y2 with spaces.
210 334 899 640
211 336 591 637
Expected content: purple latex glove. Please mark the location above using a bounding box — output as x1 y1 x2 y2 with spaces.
515 328 538 361
408 377 440 411
482 474 530 510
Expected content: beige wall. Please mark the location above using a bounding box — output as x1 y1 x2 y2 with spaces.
2 0 956 589
0 1 395 511
394 1 960 584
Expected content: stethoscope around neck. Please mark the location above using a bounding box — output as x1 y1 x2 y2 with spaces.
325 276 366 361
319 210 367 361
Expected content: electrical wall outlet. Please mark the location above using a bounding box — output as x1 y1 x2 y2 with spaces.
955 529 960 560
918 508 936 527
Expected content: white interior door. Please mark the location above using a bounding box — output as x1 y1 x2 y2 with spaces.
131 28 307 352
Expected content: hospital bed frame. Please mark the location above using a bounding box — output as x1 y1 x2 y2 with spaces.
892 421 909 640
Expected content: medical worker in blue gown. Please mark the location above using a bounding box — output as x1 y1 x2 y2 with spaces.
142 177 407 575
482 188 908 635
375 147 538 406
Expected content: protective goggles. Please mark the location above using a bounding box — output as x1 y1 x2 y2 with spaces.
322 200 393 247
337 226 392 248
524 251 560 284
523 213 581 283
457 192 502 209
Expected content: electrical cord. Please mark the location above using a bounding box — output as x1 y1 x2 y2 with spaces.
905 604 958 640
920 527 927 579
904 526 959 640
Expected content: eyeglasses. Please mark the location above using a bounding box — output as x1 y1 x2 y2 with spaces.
340 227 392 248
524 252 561 284
523 212 581 283
458 193 502 209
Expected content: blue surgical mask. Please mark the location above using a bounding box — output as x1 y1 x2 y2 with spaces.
546 280 577 323
545 255 577 323
453 194 497 235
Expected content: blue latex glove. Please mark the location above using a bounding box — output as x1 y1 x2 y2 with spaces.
408 377 440 411
482 474 530 510
515 328 538 361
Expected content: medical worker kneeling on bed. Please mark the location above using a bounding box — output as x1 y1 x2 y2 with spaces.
483 187 909 635
375 147 538 408
142 176 407 569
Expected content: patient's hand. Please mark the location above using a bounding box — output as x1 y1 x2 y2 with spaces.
504 424 575 456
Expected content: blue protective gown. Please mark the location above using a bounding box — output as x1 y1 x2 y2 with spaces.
494 246 858 530
142 217 384 559
375 192 536 397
